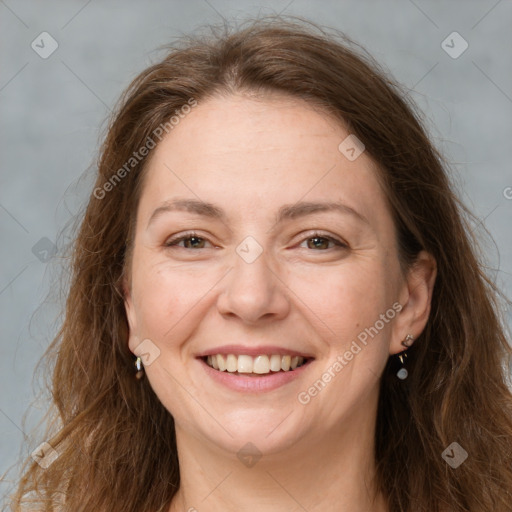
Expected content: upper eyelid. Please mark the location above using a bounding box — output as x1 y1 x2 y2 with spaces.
297 233 348 249
165 231 347 248
165 231 212 246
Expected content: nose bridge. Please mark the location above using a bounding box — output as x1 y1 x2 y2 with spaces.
217 235 289 323
233 239 272 287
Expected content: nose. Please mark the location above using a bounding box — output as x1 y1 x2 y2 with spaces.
216 245 290 325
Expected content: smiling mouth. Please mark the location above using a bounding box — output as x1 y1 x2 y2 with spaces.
202 354 312 376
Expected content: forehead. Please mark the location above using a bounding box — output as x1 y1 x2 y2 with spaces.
137 93 389 230
159 92 345 158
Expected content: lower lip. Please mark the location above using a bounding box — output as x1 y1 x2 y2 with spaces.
198 358 313 392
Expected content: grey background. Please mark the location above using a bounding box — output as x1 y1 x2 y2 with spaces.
1 0 511 504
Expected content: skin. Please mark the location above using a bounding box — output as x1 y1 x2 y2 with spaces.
123 92 437 512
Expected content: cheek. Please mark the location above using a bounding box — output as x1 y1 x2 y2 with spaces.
289 259 395 352
130 257 223 346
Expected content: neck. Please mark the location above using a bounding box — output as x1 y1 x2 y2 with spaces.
169 390 388 512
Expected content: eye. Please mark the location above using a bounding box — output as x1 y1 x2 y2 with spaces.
164 231 347 251
299 232 348 251
164 231 213 249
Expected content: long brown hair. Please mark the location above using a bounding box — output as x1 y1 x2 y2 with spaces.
6 16 512 512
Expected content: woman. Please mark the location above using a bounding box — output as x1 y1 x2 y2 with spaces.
8 17 512 512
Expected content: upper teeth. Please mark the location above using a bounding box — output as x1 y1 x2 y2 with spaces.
206 354 306 374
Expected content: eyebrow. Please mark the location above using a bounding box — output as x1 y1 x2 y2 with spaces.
146 198 370 229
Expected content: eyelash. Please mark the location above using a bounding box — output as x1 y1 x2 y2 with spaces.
164 231 348 251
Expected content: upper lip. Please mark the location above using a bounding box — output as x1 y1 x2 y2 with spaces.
196 345 315 359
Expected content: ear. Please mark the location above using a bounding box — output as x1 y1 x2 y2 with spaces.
390 250 437 355
123 275 140 354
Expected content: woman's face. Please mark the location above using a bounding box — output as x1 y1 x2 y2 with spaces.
124 93 415 455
